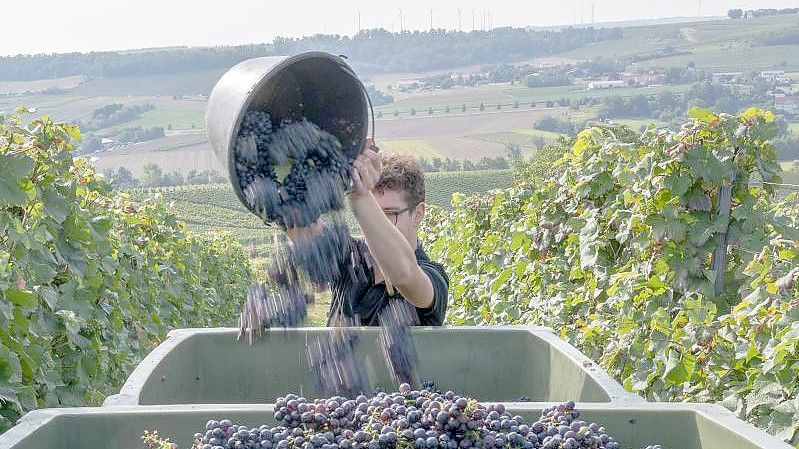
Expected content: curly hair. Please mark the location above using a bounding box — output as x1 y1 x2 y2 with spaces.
374 152 425 206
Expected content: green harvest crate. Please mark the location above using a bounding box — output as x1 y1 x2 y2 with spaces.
0 403 791 449
103 326 642 406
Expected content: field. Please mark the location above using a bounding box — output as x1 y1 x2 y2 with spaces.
376 83 694 116
93 133 220 176
92 108 571 176
467 130 561 152
0 75 86 94
378 139 444 159
558 14 799 71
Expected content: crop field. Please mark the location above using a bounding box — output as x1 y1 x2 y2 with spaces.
93 134 220 175
377 139 444 159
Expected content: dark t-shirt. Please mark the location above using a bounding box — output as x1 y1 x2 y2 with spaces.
327 236 449 326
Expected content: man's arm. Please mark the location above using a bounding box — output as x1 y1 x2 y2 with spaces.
349 148 434 309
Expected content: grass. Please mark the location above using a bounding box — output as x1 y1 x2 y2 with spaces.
97 109 205 134
0 75 86 95
378 139 444 159
71 69 225 97
780 161 798 171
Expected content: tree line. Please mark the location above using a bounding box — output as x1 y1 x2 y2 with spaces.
0 27 621 81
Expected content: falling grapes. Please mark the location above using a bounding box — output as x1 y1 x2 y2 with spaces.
378 300 421 386
307 320 370 398
159 386 660 449
235 109 362 336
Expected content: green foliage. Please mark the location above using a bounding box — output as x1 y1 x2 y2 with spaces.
0 111 251 432
421 109 799 444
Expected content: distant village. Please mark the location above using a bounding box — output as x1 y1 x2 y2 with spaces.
390 67 797 115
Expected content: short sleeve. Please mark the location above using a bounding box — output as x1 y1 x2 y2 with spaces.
415 261 449 326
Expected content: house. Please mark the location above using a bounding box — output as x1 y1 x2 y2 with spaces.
588 80 626 90
773 92 799 113
101 138 116 150
711 72 742 84
390 79 422 92
619 73 639 85
759 70 791 85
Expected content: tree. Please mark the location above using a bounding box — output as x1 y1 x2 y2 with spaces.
112 166 139 189
141 163 164 187
462 160 476 171
81 134 102 153
443 158 461 171
728 8 743 19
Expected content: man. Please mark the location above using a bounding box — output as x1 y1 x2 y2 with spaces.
287 141 449 326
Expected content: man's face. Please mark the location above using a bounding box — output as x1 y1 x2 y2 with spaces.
374 189 425 245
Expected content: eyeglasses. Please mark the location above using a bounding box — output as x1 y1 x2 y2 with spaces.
383 205 414 225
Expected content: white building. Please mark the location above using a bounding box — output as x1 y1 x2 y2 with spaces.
588 80 626 90
711 72 742 84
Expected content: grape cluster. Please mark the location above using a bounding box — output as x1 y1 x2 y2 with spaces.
378 301 421 386
234 110 355 230
190 387 657 449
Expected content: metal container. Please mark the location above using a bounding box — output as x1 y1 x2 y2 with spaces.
103 326 642 406
1 403 792 449
205 52 369 213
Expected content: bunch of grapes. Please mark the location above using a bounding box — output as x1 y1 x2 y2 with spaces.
187 387 658 449
234 110 355 230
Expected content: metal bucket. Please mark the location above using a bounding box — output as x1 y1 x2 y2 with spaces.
205 52 370 214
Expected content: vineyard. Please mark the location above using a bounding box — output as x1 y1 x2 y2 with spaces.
0 112 252 432
127 169 515 247
421 108 799 445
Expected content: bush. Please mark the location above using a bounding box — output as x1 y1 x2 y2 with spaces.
421 108 799 444
0 112 252 431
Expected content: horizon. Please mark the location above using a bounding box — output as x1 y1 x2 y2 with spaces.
1 0 797 57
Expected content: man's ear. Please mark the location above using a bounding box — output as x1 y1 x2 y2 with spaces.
413 202 426 225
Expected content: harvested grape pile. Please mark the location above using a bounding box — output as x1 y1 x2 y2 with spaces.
185 385 660 449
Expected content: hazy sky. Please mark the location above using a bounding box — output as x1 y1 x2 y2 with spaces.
1 1 796 56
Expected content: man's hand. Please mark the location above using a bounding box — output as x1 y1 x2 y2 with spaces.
350 138 381 199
